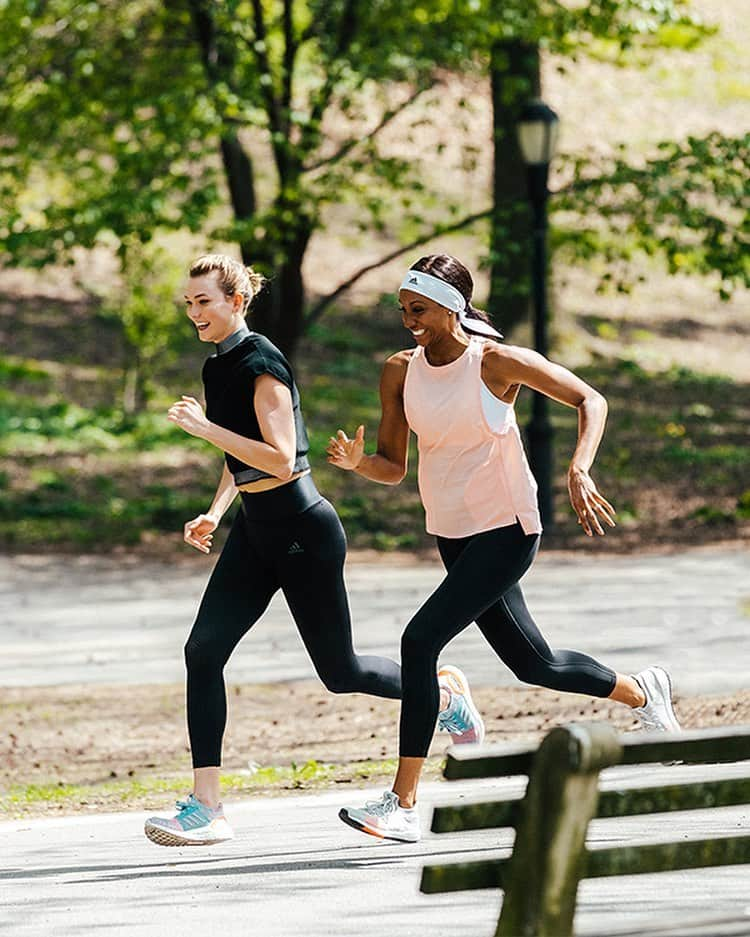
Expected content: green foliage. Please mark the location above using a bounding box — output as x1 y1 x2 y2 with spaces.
0 394 205 455
0 756 420 817
1 288 748 553
96 236 184 412
0 1 219 264
737 491 750 520
689 504 735 524
555 132 750 300
570 359 749 508
0 375 216 547
388 0 706 55
0 358 49 382
0 0 719 354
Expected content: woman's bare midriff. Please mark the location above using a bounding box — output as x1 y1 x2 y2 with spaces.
236 468 310 494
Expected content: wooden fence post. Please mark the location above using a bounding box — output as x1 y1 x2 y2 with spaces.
496 722 622 937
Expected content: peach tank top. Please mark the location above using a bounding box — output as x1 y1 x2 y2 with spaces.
403 338 542 538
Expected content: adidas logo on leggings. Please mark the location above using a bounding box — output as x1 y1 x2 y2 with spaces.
287 541 304 555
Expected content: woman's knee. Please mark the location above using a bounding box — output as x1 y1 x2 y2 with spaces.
184 634 226 676
400 618 435 664
320 673 354 694
511 654 560 689
400 635 441 698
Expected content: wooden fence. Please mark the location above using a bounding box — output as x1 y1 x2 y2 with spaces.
421 723 750 936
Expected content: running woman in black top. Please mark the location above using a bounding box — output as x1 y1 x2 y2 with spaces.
144 254 482 846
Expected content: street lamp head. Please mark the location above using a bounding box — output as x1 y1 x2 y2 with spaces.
517 99 560 166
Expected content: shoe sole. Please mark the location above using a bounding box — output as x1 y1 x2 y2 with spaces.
144 823 234 847
438 664 486 745
337 808 419 844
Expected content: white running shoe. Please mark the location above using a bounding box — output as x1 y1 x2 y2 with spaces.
437 664 485 744
144 794 234 846
632 666 681 733
339 790 421 843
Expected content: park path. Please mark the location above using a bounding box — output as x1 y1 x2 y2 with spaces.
2 765 750 937
2 548 749 937
0 546 747 693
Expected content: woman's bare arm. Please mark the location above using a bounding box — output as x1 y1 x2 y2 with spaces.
327 352 411 485
168 374 297 481
482 344 616 536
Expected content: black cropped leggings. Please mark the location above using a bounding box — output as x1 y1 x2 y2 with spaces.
185 476 401 768
399 522 617 757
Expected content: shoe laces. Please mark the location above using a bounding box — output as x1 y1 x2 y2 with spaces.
175 798 200 816
635 703 667 732
364 792 399 818
174 795 213 819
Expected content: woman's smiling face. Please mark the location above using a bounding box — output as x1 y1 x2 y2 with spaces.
399 289 455 346
184 272 244 344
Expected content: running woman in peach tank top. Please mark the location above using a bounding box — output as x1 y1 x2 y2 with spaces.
329 254 681 844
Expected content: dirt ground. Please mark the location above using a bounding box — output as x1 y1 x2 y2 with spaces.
2 682 748 818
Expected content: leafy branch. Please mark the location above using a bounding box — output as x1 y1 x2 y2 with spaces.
304 209 491 327
303 80 437 173
555 132 750 298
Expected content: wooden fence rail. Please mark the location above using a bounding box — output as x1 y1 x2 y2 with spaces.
422 723 750 937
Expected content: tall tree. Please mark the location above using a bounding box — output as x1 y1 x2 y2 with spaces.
483 0 720 334
1 0 743 361
1 0 467 354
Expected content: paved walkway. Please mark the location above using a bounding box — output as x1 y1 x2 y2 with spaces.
2 548 749 936
2 764 749 937
1 547 748 693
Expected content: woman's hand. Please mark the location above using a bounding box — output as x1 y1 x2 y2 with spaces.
567 467 616 537
326 425 365 471
168 396 211 438
183 513 219 554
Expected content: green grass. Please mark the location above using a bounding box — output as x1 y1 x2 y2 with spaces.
0 757 423 819
2 301 748 551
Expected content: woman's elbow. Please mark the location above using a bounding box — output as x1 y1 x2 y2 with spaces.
386 465 407 485
592 390 608 416
275 455 296 481
581 389 607 415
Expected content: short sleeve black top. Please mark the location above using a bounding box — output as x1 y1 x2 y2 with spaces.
202 332 311 485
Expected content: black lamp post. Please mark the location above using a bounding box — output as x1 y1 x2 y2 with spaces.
517 99 560 529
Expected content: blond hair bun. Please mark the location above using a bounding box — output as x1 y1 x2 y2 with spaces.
189 254 265 315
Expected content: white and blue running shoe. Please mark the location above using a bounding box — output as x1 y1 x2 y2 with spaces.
437 664 485 745
144 794 234 846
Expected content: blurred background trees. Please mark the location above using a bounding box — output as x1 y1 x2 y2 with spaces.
0 0 747 551
3 0 746 356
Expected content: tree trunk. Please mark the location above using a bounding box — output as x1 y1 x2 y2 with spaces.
275 234 310 361
187 0 259 270
244 230 311 361
489 41 541 337
220 136 257 222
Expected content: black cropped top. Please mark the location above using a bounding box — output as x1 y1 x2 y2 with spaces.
202 330 311 485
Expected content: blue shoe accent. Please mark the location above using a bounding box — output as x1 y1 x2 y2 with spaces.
437 665 485 744
144 794 234 846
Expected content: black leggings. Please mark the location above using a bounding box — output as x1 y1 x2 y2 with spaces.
399 522 617 757
185 475 401 768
